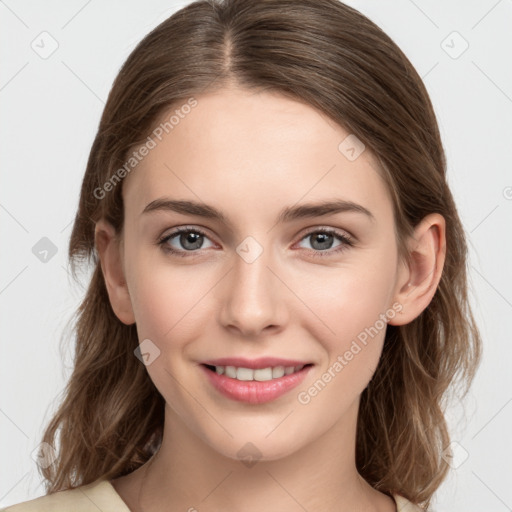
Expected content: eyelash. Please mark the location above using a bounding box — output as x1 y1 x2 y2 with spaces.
157 226 354 259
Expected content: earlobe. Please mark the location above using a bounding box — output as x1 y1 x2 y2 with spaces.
388 213 446 326
94 219 136 325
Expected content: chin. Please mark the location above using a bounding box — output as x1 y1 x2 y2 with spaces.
198 422 312 465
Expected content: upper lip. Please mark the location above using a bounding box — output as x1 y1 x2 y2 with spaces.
201 357 312 369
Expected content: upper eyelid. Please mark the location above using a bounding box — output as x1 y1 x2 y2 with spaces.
162 225 215 241
296 225 353 240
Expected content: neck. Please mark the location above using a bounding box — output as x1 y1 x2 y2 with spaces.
134 400 394 512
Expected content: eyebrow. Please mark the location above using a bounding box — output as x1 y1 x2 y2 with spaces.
141 198 375 225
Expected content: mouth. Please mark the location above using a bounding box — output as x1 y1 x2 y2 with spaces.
200 361 314 404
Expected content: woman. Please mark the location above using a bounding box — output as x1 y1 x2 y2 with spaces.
2 0 481 510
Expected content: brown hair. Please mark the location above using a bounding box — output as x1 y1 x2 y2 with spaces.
39 0 482 508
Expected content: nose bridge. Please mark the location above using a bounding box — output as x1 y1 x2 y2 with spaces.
219 235 286 335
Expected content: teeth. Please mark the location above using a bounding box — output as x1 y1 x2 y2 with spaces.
211 364 305 381
236 367 254 381
272 366 285 378
253 367 273 381
225 366 237 378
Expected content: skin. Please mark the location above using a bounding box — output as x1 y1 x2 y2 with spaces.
95 86 446 512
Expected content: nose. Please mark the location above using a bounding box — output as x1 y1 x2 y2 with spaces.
218 241 288 338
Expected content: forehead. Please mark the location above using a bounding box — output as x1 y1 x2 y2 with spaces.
122 87 391 223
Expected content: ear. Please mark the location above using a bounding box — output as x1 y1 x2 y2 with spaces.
94 219 136 325
388 213 446 326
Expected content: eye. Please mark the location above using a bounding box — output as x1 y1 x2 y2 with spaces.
157 226 354 259
296 228 354 258
158 227 215 256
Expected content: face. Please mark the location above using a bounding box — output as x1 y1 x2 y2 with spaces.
117 86 406 461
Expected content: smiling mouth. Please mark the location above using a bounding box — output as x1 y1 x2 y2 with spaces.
202 363 314 382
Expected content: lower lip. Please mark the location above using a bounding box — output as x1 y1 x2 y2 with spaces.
200 364 313 405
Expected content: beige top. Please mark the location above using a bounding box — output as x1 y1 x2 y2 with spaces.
1 478 424 511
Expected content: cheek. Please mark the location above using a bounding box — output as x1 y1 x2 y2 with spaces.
127 262 216 405
301 263 395 348
295 262 397 411
128 256 216 346
294 276 392 418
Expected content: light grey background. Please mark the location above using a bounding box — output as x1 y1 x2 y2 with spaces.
1 1 511 510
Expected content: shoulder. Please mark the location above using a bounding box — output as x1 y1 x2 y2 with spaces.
0 479 130 512
392 493 425 511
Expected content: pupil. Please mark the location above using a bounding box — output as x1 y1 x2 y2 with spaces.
181 232 203 250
